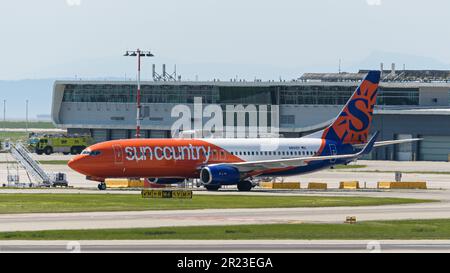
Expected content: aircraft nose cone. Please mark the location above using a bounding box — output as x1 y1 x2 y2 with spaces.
68 156 83 173
68 157 78 170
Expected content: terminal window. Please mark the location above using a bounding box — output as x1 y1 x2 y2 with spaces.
61 84 420 107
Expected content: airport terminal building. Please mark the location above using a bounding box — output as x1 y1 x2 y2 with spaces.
52 70 450 161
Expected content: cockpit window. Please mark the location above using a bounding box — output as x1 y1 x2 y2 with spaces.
81 150 101 156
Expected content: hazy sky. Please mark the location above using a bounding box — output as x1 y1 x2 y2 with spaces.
1 0 450 80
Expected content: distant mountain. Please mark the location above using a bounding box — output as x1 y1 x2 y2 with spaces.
354 51 450 71
0 77 137 120
0 79 55 120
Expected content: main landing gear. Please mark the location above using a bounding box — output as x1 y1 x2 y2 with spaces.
203 181 255 192
205 185 221 191
98 182 106 191
237 180 253 192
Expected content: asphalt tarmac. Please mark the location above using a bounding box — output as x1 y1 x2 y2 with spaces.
1 240 450 253
0 196 449 232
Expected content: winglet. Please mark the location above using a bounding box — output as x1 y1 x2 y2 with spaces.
360 131 379 155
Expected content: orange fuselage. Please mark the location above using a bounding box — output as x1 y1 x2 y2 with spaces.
68 139 242 181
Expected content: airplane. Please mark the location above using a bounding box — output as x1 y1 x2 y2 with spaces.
68 70 421 191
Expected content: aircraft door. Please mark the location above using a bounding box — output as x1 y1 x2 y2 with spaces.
113 144 124 165
329 144 337 163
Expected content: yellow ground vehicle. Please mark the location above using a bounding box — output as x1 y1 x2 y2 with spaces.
29 134 93 155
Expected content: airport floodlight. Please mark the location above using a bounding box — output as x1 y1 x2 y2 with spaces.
123 49 155 139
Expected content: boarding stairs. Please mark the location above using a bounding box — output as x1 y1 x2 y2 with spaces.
9 143 52 186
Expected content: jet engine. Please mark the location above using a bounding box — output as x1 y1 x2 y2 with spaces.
200 165 241 185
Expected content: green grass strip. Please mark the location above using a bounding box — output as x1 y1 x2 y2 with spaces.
2 219 450 240
0 121 55 129
0 194 433 214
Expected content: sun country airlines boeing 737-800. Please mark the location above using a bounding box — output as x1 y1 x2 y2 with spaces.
68 71 420 191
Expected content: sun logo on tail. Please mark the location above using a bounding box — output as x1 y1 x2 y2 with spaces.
323 72 380 144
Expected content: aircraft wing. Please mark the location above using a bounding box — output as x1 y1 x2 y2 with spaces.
225 152 363 172
208 132 379 173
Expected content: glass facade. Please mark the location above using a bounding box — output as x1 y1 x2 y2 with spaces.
279 86 354 105
218 87 278 104
63 84 134 103
280 86 420 106
448 90 450 106
378 88 419 106
62 83 420 106
63 84 277 105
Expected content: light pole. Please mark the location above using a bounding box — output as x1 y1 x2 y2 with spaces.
124 49 154 138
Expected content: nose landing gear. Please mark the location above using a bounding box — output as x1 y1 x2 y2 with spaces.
97 182 106 191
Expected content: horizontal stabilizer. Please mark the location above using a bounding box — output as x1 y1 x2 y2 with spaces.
353 138 423 149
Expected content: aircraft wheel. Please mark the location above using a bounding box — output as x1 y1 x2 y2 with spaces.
237 181 252 192
98 183 107 191
205 185 221 191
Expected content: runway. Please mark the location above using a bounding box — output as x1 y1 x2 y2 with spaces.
1 240 450 253
0 197 449 232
